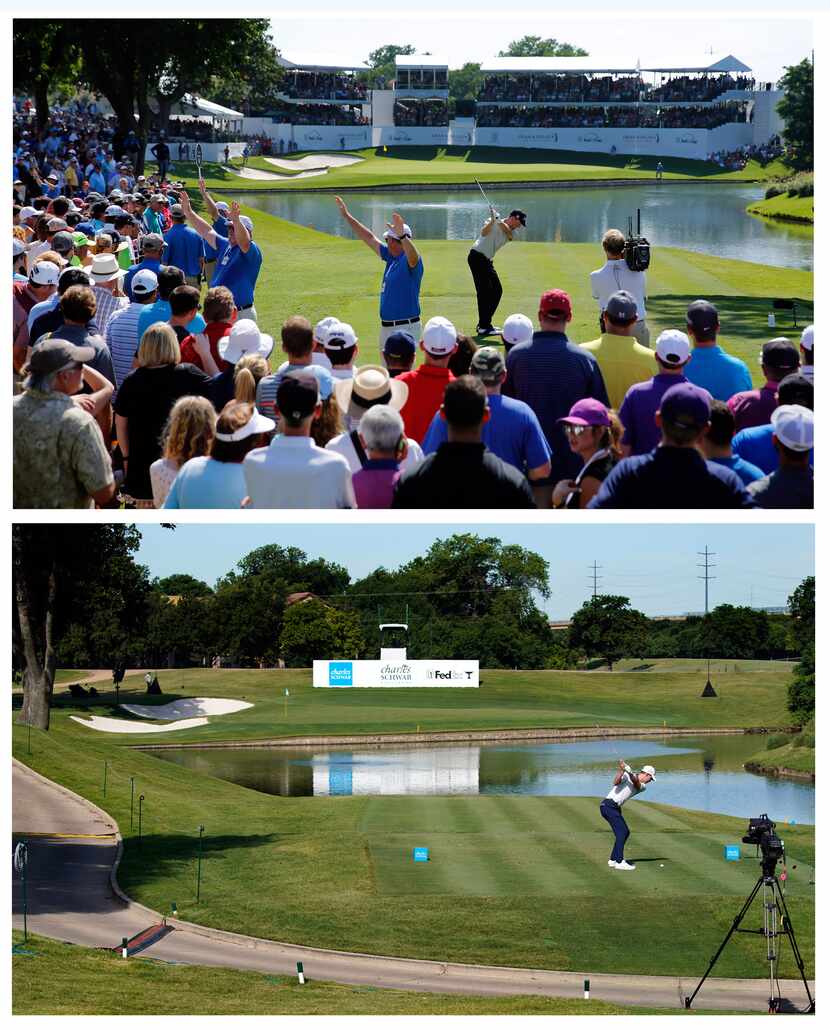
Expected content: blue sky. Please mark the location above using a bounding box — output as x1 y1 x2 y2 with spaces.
136 524 813 620
269 5 813 85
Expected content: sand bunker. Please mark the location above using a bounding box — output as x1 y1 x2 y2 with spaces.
264 154 364 171
121 698 253 719
70 715 208 734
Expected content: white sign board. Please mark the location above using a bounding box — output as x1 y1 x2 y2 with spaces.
313 659 479 688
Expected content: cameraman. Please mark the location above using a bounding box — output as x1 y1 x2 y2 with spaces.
590 229 649 348
599 759 656 870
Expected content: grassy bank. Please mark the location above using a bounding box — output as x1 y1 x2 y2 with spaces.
167 148 788 193
12 933 745 1016
228 207 811 384
747 193 814 224
745 721 815 777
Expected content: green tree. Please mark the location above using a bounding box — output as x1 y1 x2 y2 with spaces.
367 44 416 87
449 63 483 107
568 595 648 671
13 22 81 130
787 576 814 720
155 574 213 598
777 58 813 170
787 576 814 653
698 605 770 660
498 36 588 58
279 600 364 667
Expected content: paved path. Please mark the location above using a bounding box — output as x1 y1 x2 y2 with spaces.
12 761 814 1013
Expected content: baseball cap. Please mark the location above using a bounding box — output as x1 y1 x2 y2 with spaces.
141 233 165 252
383 222 412 240
218 319 274 364
558 398 611 427
777 373 813 408
655 329 691 366
27 337 94 375
800 324 814 352
761 338 800 372
215 201 231 214
314 315 339 345
470 346 506 383
501 313 533 347
214 408 275 442
539 289 572 320
170 204 185 220
131 268 159 295
276 371 319 422
605 290 638 323
51 230 75 255
47 217 68 232
659 382 711 429
334 365 408 417
686 299 719 337
104 205 125 218
13 238 26 258
29 260 61 287
324 321 358 351
641 765 656 780
20 206 39 220
382 331 416 361
422 316 457 356
72 231 92 248
771 404 813 452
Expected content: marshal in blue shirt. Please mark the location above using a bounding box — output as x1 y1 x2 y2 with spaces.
163 223 205 278
212 235 262 309
378 244 423 321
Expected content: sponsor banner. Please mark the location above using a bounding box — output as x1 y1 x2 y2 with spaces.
374 126 450 146
293 125 371 150
313 659 479 688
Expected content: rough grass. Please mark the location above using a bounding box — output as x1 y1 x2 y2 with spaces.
747 193 814 224
11 932 747 1016
222 206 811 384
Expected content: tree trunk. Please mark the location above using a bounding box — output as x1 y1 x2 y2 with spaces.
13 528 57 731
156 96 173 139
34 78 50 132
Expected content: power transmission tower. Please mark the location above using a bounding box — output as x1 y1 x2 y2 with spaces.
588 561 602 599
697 546 718 697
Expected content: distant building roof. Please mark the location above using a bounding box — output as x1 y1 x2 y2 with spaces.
278 54 369 73
396 55 449 69
177 94 244 119
285 591 320 607
479 55 752 75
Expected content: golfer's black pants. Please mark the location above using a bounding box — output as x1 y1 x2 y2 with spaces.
468 249 502 330
600 799 630 862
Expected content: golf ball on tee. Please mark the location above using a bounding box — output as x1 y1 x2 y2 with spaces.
660 863 664 867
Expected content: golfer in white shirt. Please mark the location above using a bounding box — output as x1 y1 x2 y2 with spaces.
599 760 656 870
590 229 649 348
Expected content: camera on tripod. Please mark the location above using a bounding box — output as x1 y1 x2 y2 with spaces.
624 209 651 272
742 813 785 879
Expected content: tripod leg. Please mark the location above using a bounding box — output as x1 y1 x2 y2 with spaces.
685 877 765 1009
774 879 815 1011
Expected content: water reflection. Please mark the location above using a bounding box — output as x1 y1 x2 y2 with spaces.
153 734 814 824
242 184 813 271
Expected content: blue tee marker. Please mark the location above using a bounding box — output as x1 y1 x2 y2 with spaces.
724 845 741 861
413 847 429 862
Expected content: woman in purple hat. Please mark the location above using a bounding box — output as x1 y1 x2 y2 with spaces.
552 398 623 509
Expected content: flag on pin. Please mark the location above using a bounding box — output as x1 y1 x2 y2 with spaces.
297 961 305 984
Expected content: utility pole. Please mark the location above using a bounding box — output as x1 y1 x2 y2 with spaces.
588 561 602 599
697 546 717 697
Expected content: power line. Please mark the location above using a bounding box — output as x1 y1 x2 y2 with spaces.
588 561 602 598
697 546 717 616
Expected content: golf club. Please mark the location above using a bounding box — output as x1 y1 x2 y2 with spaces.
474 177 500 219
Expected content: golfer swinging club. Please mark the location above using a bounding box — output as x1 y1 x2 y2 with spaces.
599 759 656 870
467 194 526 338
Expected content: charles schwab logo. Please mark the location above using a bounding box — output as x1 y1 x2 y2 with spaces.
328 661 353 686
380 663 413 682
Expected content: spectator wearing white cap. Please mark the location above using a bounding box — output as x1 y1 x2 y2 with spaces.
244 371 355 509
310 317 335 369
322 321 359 381
579 290 656 408
422 346 551 482
335 197 423 348
123 233 165 301
397 316 457 444
500 312 533 356
210 316 274 413
13 238 28 283
105 267 159 388
326 365 423 474
799 325 813 384
733 374 813 475
13 260 60 365
618 329 694 457
180 185 262 321
747 405 813 508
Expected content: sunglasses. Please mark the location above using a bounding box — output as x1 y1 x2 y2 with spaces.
563 423 590 436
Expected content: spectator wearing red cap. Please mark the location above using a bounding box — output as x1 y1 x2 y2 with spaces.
552 399 623 509
397 316 458 444
503 289 609 506
727 338 800 432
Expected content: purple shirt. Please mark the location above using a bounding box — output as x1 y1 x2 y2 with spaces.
618 373 689 456
353 460 401 508
727 382 778 432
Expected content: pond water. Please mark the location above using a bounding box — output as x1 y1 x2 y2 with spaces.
152 734 814 824
242 183 813 271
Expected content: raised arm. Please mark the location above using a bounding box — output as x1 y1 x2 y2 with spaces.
198 177 221 222
178 190 218 249
228 200 251 254
335 195 381 256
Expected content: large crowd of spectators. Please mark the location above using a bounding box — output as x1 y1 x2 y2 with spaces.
708 136 783 169
282 72 368 102
475 101 748 130
394 100 450 127
395 70 449 91
648 73 754 102
478 72 753 105
271 103 369 126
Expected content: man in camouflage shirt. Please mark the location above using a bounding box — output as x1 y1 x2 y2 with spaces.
13 339 115 508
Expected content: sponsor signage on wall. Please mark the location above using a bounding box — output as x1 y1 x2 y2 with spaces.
313 659 479 688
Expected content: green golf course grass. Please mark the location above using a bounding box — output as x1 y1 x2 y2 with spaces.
170 148 790 192
23 660 799 746
215 205 811 384
12 660 811 982
747 193 814 224
11 933 746 1015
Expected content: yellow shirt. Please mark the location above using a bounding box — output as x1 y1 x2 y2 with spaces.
579 333 656 410
64 165 78 189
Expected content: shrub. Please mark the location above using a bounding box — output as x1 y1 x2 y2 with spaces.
766 733 790 750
